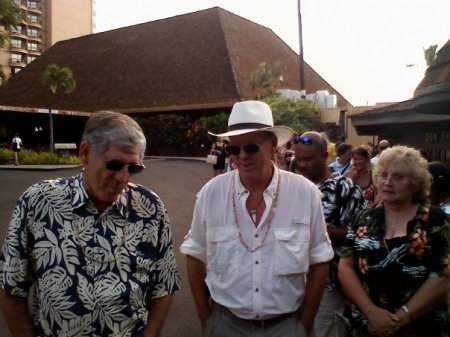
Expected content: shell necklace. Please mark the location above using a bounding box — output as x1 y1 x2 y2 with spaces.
231 171 281 252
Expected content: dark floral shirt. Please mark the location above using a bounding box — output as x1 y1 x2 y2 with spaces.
341 202 450 337
0 173 181 337
318 171 365 290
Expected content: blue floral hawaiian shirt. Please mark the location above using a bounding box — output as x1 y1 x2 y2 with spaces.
0 173 180 337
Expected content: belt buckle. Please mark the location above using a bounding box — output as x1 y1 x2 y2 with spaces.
250 319 266 328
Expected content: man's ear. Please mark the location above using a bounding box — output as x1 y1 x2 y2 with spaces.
79 141 90 164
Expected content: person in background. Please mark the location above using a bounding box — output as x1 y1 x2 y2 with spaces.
277 139 295 170
428 161 450 216
320 131 337 165
0 111 180 337
210 136 227 176
328 143 353 175
345 145 376 206
293 132 365 337
338 145 449 337
370 139 390 166
181 101 333 337
11 132 23 166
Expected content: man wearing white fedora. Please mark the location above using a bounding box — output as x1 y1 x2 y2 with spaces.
181 100 333 336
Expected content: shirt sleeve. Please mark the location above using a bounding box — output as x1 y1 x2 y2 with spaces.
150 195 181 299
428 207 450 278
180 189 208 264
308 184 334 265
0 191 33 297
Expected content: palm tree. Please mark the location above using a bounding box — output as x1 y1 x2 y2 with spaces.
249 61 286 99
0 0 27 84
423 44 438 67
42 64 76 154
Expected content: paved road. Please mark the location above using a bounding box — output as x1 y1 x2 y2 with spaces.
0 159 214 337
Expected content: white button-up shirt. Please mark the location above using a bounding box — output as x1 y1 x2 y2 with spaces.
180 166 333 319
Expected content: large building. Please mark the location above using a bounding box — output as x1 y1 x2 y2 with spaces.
0 0 94 79
0 6 350 150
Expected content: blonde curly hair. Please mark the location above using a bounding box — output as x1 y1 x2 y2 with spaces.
373 145 431 203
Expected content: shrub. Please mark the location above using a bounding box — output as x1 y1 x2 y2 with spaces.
0 147 81 165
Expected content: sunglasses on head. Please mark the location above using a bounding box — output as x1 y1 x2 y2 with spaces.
294 135 314 145
226 135 271 156
294 135 327 151
104 160 145 174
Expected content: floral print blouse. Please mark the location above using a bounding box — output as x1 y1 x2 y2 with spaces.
341 202 449 337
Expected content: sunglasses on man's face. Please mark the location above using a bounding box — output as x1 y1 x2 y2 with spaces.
226 136 271 156
104 160 145 174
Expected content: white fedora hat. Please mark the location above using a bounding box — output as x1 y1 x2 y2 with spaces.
208 100 294 146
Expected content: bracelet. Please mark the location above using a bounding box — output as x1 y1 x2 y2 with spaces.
400 304 413 319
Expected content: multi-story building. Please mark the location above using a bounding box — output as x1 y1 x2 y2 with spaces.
0 0 94 80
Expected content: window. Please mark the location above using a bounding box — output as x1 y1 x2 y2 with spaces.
27 42 38 51
27 55 36 64
12 67 22 74
11 39 22 48
28 28 38 37
12 26 22 34
27 1 37 9
11 53 23 63
28 14 38 23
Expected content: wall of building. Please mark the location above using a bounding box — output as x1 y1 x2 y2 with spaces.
319 106 377 147
0 0 93 80
47 0 94 45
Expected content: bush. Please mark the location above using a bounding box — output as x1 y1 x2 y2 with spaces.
0 147 81 165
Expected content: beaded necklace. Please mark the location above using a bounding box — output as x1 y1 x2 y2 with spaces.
231 171 281 252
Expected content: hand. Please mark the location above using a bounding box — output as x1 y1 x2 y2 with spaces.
393 308 413 329
366 307 401 336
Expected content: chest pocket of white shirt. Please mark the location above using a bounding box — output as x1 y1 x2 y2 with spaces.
274 220 310 275
206 227 239 276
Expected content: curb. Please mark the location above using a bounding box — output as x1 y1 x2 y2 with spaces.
0 157 207 171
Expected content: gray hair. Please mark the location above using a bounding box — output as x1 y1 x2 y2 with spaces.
82 111 146 160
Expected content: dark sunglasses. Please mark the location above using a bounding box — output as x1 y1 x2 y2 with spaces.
104 160 145 174
226 136 271 156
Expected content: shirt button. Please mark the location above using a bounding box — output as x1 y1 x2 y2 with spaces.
255 261 259 265
255 234 259 238
255 288 259 292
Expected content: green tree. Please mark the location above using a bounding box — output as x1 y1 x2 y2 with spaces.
0 0 26 47
423 44 438 66
249 61 286 99
263 95 320 134
0 0 27 84
42 64 76 154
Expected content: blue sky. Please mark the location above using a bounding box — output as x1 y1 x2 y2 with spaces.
94 0 450 106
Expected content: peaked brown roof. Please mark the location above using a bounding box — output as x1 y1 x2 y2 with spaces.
0 7 350 113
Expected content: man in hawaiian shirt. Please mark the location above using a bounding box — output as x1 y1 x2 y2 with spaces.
292 131 365 337
0 111 180 337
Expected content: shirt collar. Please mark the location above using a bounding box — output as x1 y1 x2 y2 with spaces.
234 164 279 200
71 173 128 219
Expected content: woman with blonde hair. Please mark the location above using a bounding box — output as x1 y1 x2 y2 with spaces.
338 145 449 336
